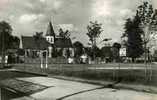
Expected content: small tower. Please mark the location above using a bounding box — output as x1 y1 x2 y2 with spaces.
45 21 55 58
45 21 55 44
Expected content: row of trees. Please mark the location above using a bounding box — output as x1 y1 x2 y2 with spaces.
73 40 121 62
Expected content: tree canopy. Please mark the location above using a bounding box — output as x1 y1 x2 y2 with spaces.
137 2 157 45
58 28 70 39
73 41 84 57
101 46 112 58
33 32 44 50
112 42 121 62
122 2 157 61
0 21 20 51
86 21 103 46
0 21 20 67
123 16 144 59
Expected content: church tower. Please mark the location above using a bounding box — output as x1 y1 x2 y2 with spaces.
45 21 55 44
45 21 55 58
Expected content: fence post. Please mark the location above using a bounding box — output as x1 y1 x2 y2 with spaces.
45 51 48 69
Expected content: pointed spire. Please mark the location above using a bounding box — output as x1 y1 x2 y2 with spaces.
46 21 55 36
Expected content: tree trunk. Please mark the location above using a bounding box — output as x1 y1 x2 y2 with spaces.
144 42 148 82
1 52 5 68
93 42 95 62
132 58 135 63
1 32 5 68
144 43 147 64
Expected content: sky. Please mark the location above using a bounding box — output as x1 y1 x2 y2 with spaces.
0 0 157 47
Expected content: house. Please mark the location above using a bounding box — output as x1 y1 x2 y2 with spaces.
21 21 74 58
21 36 50 58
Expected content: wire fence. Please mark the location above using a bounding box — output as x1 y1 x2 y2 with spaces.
12 58 157 86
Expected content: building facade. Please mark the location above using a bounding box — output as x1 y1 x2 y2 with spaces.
21 21 74 58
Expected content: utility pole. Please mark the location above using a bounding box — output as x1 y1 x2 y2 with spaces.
93 37 96 63
144 26 149 64
40 50 48 69
0 30 2 68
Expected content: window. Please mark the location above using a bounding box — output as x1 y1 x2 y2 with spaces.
51 37 54 43
46 36 54 43
46 37 49 41
51 38 53 42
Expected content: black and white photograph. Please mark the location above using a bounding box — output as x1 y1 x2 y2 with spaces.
0 0 157 99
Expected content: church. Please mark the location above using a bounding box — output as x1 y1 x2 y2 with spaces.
21 21 74 58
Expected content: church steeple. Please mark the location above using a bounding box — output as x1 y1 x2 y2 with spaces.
46 21 55 44
46 21 55 36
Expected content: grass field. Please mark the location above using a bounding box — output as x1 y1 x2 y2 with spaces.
13 63 157 86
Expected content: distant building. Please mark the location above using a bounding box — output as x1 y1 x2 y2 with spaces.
119 47 126 57
21 21 74 58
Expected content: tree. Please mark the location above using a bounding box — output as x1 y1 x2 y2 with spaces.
84 47 92 58
84 46 101 60
73 41 84 57
112 42 121 62
137 2 157 63
58 28 70 39
122 14 144 61
33 32 43 39
0 21 20 67
10 36 20 49
17 49 25 56
93 46 101 58
33 32 44 50
137 2 157 82
0 21 12 51
122 2 157 81
153 50 157 61
101 46 112 58
86 21 103 60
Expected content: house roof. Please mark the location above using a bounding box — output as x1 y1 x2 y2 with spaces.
45 21 55 36
21 36 50 50
55 37 73 48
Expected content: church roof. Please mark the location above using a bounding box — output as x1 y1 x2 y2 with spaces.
55 37 73 48
21 36 73 50
21 36 51 50
45 21 55 36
